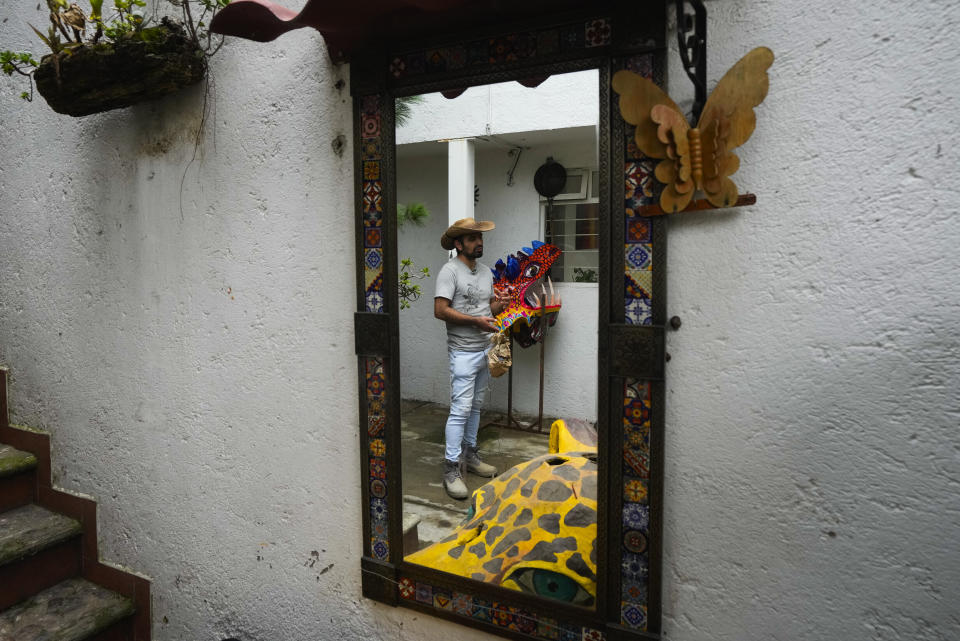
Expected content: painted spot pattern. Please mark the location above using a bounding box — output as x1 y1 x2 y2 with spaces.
405 437 598 608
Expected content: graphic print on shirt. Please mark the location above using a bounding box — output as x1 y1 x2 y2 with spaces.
464 282 482 308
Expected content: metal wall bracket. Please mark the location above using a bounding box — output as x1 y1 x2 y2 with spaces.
355 312 392 356
608 324 665 380
675 0 707 122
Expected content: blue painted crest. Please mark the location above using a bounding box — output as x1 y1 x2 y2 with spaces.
506 255 521 280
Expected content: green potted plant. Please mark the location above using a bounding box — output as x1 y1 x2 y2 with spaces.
1 0 227 116
397 201 431 309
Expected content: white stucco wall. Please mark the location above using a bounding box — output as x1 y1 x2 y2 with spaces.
0 2 958 641
659 2 960 640
396 70 597 145
0 10 491 641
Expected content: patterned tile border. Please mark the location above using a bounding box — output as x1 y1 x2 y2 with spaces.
365 356 389 560
399 577 606 641
619 52 655 630
360 95 385 313
388 18 611 80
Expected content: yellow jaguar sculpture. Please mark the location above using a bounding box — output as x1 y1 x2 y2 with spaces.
406 419 598 606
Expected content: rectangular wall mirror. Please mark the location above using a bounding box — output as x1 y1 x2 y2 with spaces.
353 6 667 639
396 70 600 609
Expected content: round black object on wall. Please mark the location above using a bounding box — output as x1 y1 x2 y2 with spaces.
534 157 567 199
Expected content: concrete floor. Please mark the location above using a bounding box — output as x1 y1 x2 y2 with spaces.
400 399 555 555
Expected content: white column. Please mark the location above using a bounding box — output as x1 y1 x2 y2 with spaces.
447 138 475 226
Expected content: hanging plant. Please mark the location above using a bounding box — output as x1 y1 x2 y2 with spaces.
1 0 228 117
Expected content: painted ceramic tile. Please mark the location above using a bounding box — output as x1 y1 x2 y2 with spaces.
623 445 650 478
558 624 581 641
585 19 611 47
625 243 652 270
433 588 452 610
626 269 652 296
625 53 653 77
415 582 433 605
624 378 650 401
367 415 384 437
582 628 605 641
364 248 383 270
622 577 646 602
365 275 384 313
625 159 657 211
621 552 649 584
622 529 648 555
452 592 473 616
620 601 647 629
624 479 649 505
471 596 493 622
361 113 381 138
626 216 652 244
624 297 652 326
361 140 381 160
364 228 382 248
537 618 560 640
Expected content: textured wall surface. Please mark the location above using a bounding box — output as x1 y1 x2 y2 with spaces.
660 1 960 640
0 1 958 641
0 9 490 641
396 70 597 145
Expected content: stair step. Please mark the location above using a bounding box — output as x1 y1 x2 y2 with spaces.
0 504 81 567
0 577 134 641
0 444 37 479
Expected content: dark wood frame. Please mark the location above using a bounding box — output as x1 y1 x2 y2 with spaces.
353 4 668 639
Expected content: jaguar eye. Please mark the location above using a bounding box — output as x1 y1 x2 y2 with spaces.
523 264 540 279
505 568 594 606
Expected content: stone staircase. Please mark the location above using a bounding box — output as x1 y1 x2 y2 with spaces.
0 367 150 641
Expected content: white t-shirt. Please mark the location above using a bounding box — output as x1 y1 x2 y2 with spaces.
435 257 493 352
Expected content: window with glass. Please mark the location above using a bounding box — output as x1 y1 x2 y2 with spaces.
542 168 599 283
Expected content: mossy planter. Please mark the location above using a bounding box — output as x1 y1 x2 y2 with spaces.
34 19 206 117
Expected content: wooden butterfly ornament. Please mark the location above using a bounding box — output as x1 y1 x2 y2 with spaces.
612 46 774 214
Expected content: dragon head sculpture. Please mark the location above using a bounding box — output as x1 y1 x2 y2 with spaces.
491 240 563 348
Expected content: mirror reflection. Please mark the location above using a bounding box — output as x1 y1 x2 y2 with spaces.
396 70 600 608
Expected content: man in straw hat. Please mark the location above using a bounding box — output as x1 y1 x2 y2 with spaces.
435 217 509 499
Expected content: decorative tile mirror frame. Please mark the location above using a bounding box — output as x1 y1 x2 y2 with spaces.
352 4 668 639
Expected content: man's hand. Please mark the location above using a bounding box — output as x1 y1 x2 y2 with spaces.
474 316 499 332
491 292 511 315
437 297 498 332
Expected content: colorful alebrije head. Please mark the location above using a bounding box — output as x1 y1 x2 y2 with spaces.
491 241 562 348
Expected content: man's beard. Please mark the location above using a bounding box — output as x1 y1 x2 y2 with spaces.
466 246 483 259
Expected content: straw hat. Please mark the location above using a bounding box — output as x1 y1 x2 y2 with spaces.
441 217 496 250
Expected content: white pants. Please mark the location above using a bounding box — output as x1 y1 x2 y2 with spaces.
444 348 490 462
